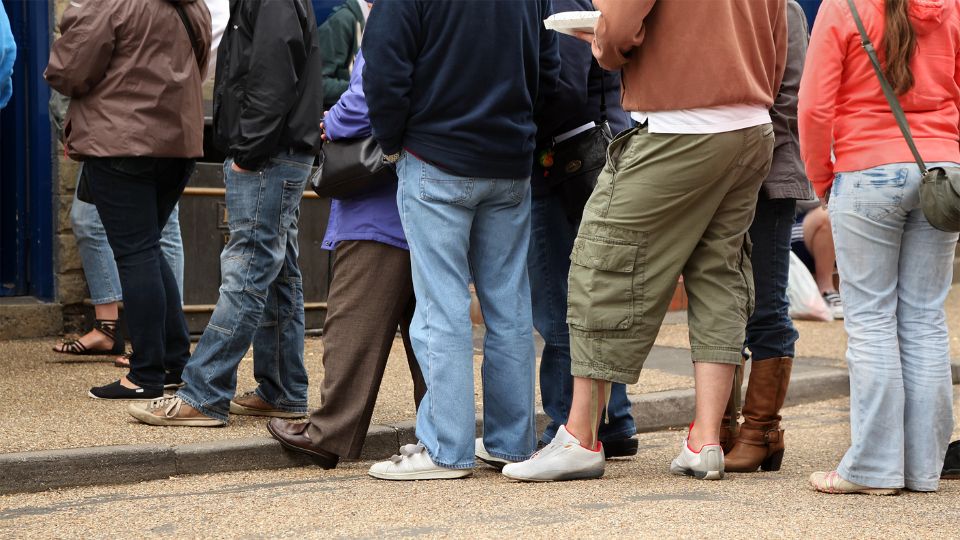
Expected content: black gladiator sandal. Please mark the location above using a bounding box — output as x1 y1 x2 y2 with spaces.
53 319 125 356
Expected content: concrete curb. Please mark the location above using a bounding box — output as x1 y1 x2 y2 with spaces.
0 365 948 495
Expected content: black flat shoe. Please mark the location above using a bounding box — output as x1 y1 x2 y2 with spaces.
942 440 960 479
602 437 639 459
88 380 163 401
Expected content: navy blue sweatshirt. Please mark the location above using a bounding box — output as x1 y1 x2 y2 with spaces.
362 0 560 179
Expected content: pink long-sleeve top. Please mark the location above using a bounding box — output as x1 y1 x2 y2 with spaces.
799 0 960 197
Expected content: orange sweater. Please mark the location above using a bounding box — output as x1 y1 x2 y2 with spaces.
592 0 787 113
799 0 960 197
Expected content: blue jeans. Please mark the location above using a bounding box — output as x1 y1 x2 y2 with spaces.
528 191 637 444
72 171 184 304
178 152 313 422
744 194 799 361
397 153 537 469
829 162 958 491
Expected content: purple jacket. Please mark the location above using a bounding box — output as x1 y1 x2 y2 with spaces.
320 50 407 251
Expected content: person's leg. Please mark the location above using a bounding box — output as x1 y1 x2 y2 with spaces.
897 190 958 492
304 240 417 458
824 166 907 491
85 158 171 394
470 179 537 463
803 206 838 294
249 193 309 416
371 153 478 476
528 192 636 447
682 125 773 454
159 203 185 300
154 161 193 380
726 194 798 471
168 155 313 422
57 178 125 354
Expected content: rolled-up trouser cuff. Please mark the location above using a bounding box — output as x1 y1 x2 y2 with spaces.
570 358 640 385
691 347 746 365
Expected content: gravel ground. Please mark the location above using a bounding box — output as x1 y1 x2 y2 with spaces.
0 336 692 453
1 393 958 539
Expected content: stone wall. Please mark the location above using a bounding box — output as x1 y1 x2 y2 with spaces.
52 0 88 333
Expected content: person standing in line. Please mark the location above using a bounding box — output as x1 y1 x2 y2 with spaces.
45 0 212 400
129 0 325 426
0 3 16 110
721 0 816 472
362 0 560 480
317 0 371 108
518 0 638 466
504 0 786 482
267 38 427 468
52 0 229 364
800 0 960 495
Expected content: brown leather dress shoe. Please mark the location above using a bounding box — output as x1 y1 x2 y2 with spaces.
267 418 339 469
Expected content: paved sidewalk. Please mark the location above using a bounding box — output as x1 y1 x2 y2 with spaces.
1 287 957 494
2 394 958 539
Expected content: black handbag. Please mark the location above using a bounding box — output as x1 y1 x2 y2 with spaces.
311 136 397 199
539 62 613 223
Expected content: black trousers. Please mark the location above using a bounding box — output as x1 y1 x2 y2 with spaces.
85 157 193 390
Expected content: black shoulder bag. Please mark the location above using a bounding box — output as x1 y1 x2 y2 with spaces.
76 5 204 204
846 0 960 232
543 62 614 223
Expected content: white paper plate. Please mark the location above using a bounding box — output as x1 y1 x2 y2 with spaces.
544 11 600 36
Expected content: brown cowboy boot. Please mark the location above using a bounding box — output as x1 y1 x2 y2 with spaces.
719 360 744 453
724 357 793 472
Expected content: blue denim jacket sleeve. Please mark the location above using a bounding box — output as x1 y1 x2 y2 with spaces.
324 49 372 141
0 6 17 109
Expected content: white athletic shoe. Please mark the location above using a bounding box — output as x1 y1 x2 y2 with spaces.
501 425 605 482
670 437 725 480
475 439 519 470
822 291 844 320
368 443 472 481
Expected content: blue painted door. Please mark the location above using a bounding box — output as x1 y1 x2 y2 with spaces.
0 0 53 299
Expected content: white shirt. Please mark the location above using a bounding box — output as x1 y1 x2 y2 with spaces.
357 0 371 22
203 0 230 82
631 104 771 135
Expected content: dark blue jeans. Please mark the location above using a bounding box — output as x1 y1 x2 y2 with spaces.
745 195 799 361
85 157 193 391
528 191 637 444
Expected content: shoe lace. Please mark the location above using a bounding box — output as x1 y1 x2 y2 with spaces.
146 396 182 417
389 443 424 464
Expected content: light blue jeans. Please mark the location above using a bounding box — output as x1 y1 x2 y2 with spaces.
829 162 958 491
397 152 538 469
178 153 312 422
71 176 184 304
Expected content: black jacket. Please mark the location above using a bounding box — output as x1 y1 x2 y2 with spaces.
363 0 560 179
213 0 325 170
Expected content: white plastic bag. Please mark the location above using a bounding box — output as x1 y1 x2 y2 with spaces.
786 251 833 322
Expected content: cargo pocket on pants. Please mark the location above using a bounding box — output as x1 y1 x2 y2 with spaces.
567 227 643 332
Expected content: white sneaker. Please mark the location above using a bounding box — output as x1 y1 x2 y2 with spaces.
475 438 519 470
670 437 724 480
501 425 605 482
368 443 473 481
822 291 844 320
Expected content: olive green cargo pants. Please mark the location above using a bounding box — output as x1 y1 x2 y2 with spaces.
567 125 774 384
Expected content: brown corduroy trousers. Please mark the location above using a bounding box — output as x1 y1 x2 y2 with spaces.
306 240 426 458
